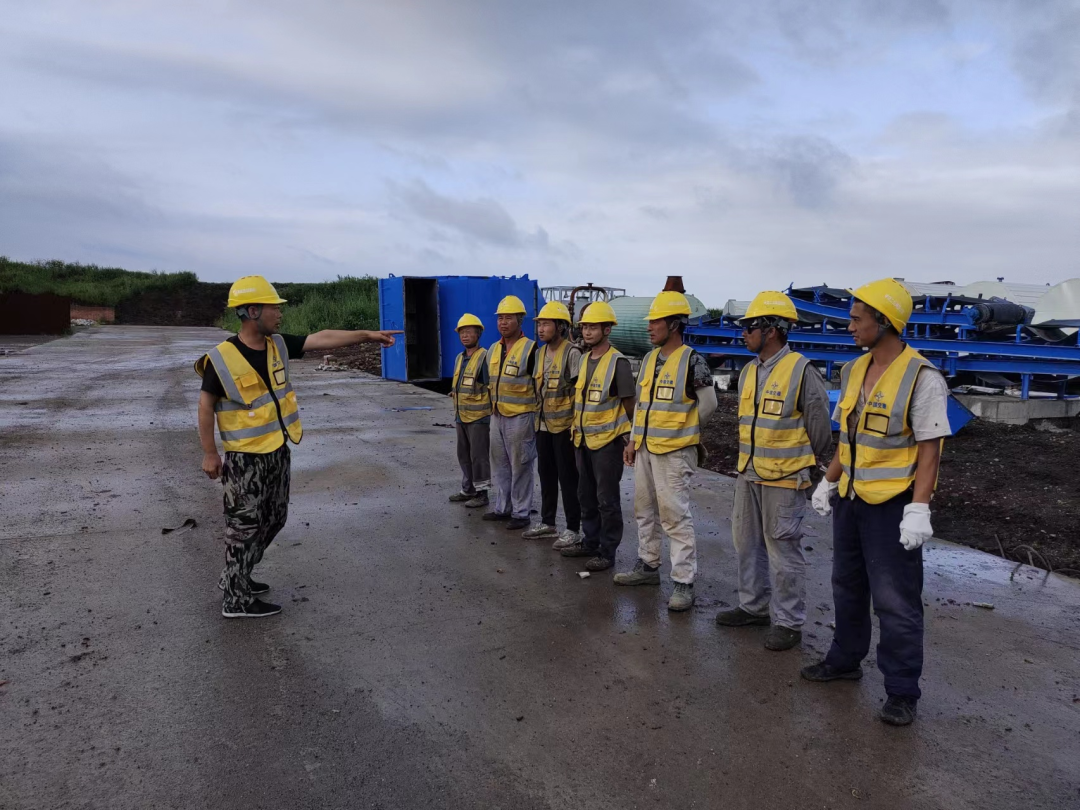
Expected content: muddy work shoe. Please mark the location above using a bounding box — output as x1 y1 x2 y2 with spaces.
449 491 475 503
505 517 530 531
715 607 770 627
880 695 918 726
551 529 582 550
482 511 511 521
764 625 802 651
521 523 558 539
800 662 863 683
222 599 282 619
584 556 614 572
613 558 661 586
668 582 695 612
464 492 489 508
559 542 598 558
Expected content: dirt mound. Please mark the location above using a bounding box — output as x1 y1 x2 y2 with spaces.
324 342 382 375
700 391 1080 577
115 282 231 326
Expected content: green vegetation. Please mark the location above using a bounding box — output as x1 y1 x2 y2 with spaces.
0 257 198 306
221 276 380 334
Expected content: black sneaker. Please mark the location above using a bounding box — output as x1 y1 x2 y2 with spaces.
560 542 598 558
249 580 270 596
880 695 918 726
715 607 771 627
482 511 511 521
800 661 863 682
584 556 614 572
505 517 530 530
764 626 802 651
222 599 282 619
218 579 270 596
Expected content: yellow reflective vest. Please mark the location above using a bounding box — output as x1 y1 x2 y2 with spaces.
837 345 939 504
489 337 539 417
195 335 303 454
633 345 701 454
572 346 631 449
736 351 815 480
534 340 576 434
452 348 491 423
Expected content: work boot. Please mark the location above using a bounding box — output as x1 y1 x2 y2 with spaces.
800 661 863 683
560 542 598 558
879 695 918 726
521 523 558 539
764 626 802 651
668 582 695 612
464 492 489 508
449 491 475 503
715 607 770 627
222 599 282 619
505 517 530 530
613 558 661 586
584 556 614 572
551 529 582 550
482 511 510 521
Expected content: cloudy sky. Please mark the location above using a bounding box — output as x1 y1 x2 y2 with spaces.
2 0 1078 304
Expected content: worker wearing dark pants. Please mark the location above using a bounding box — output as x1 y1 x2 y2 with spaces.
536 430 580 534
575 441 624 561
805 278 949 727
826 491 923 698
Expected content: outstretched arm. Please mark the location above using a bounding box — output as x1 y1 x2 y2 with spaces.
303 330 403 352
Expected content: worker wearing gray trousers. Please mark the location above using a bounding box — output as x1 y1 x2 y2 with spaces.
715 291 832 650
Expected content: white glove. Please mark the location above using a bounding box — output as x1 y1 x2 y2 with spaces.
899 503 933 551
811 479 838 517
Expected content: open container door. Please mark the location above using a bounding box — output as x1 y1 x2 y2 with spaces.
378 276 442 382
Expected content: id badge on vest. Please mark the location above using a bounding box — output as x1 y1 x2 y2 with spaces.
273 368 287 386
762 398 783 416
462 375 475 387
505 364 520 376
655 386 675 402
547 377 560 391
587 389 602 404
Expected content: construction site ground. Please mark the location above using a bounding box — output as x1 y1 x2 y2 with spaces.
2 326 1079 810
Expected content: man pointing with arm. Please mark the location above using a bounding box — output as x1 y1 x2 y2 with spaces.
197 275 400 619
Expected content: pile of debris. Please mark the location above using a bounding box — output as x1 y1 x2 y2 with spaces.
320 342 382 375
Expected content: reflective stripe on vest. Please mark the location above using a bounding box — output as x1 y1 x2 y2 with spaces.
453 348 492 423
837 345 939 504
735 352 814 480
489 337 539 416
633 345 700 454
199 334 303 454
535 341 575 433
572 346 631 450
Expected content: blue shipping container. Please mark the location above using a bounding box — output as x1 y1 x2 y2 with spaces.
379 275 542 381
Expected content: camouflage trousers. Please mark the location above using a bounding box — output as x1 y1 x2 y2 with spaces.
219 445 291 609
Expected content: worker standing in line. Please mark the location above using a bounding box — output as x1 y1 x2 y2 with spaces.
523 301 584 547
448 314 492 508
613 291 717 611
484 295 540 531
714 291 832 650
559 302 635 570
196 276 400 619
803 278 950 727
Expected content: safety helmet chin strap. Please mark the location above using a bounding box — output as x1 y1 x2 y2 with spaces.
237 304 264 321
866 311 891 348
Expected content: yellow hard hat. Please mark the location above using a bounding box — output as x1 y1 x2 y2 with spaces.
496 295 527 315
742 291 798 323
578 300 618 325
645 291 692 321
536 301 571 322
456 313 484 331
227 275 287 308
848 278 912 332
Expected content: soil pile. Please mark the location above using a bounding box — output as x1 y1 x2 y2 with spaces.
324 342 382 375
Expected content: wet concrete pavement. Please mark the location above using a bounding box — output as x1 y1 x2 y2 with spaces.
2 326 1079 810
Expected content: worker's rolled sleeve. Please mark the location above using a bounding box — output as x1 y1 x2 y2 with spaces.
798 364 834 461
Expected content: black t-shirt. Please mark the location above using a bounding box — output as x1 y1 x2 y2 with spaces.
200 334 308 398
